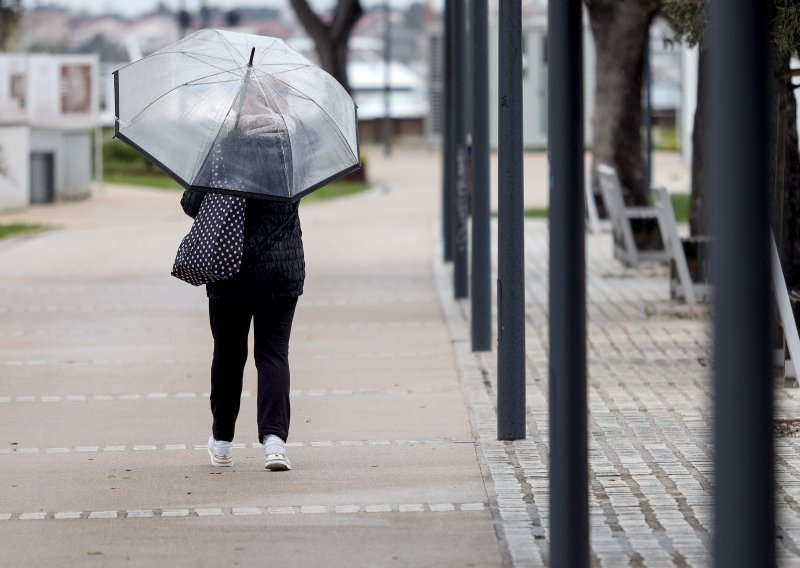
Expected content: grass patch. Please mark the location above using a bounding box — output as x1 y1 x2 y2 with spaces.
653 126 679 151
104 171 371 203
301 181 371 203
524 208 549 218
491 208 549 218
646 192 690 223
0 223 49 239
497 193 690 223
669 193 690 224
104 173 182 190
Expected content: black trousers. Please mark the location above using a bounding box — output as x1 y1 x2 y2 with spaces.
208 296 298 444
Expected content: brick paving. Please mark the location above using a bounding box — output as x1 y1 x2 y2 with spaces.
438 219 800 567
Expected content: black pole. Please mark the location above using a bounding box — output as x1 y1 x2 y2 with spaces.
709 1 773 566
470 0 491 352
453 0 469 299
383 0 393 157
442 0 454 262
548 0 588 566
497 0 525 440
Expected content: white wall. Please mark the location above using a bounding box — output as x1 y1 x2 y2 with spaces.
30 129 92 200
680 46 699 164
27 55 99 131
0 126 30 211
489 18 595 150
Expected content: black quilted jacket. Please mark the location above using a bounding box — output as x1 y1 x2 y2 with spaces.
180 189 305 300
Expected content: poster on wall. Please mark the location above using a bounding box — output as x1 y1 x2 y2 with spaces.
60 64 92 115
0 56 28 123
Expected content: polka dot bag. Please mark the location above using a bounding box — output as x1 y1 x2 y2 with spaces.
171 192 246 286
172 144 248 286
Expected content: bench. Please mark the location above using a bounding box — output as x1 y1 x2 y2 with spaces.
596 164 669 268
585 172 612 234
651 186 712 305
772 232 800 381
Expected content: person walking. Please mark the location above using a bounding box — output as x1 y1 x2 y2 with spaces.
180 186 304 471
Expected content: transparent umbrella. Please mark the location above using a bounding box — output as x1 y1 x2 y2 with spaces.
114 29 360 201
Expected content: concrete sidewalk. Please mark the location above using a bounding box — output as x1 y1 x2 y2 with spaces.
0 147 503 567
6 144 759 568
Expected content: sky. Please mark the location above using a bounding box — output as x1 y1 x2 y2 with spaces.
22 0 436 18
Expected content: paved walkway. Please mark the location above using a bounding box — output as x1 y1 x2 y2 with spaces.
3 146 797 567
439 218 800 567
0 148 502 567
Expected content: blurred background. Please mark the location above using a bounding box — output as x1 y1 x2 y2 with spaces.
0 0 708 213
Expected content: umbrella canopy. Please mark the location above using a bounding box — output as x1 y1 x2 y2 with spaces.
114 29 360 201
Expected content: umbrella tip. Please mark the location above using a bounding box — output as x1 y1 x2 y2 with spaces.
248 47 255 67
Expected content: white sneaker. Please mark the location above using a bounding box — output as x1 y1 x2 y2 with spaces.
263 434 291 471
207 436 233 467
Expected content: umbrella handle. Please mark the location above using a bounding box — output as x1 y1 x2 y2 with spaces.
248 47 255 67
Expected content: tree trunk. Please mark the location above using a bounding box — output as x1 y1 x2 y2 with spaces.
689 46 708 236
772 56 800 288
586 0 658 205
288 0 363 94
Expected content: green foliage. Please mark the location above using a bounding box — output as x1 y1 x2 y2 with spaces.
662 0 706 47
774 0 800 58
664 0 800 56
0 0 21 51
104 138 157 175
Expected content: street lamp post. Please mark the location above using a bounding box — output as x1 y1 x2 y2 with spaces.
709 1 774 565
548 0 588 565
452 0 469 299
470 0 491 352
497 0 525 440
383 0 393 157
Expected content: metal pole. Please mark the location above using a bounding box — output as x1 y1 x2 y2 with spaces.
453 0 469 299
94 126 103 188
643 31 652 193
470 0 491 352
548 0 588 565
383 0 393 157
442 0 454 262
709 1 773 566
497 0 525 440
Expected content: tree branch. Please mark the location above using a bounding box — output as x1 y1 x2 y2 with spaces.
331 0 364 41
288 0 330 45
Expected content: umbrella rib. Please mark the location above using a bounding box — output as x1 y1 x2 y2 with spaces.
125 65 248 127
189 73 250 185
250 70 294 197
270 79 319 168
180 52 245 75
187 77 244 86
258 64 313 73
253 37 281 65
147 50 238 66
254 70 358 163
213 29 249 66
